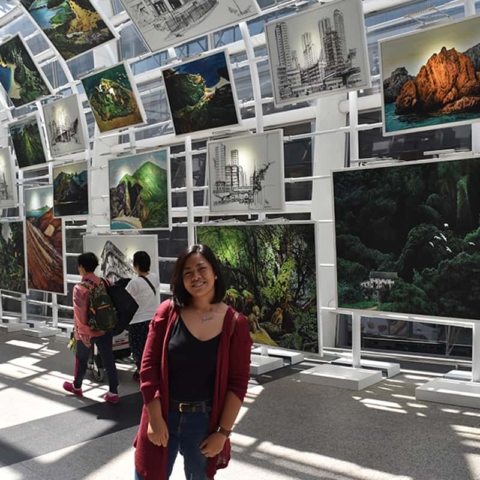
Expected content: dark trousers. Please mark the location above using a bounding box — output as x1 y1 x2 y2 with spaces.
74 332 118 394
129 321 151 370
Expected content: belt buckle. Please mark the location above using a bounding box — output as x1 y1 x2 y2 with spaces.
179 402 188 412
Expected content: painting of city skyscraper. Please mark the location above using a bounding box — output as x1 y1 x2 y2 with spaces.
265 0 370 106
207 130 285 214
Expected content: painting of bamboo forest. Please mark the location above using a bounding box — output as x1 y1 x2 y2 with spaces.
81 63 145 133
0 35 51 107
9 115 47 169
197 224 318 352
0 221 27 294
20 0 115 61
334 157 480 321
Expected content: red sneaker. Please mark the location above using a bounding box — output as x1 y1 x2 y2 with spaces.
63 381 83 396
103 393 120 404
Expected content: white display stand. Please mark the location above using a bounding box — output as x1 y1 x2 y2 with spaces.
0 318 25 333
416 378 480 409
23 325 61 338
444 370 472 381
333 356 400 378
251 346 304 365
250 354 284 375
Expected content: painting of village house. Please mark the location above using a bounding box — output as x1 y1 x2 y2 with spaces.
265 0 370 106
381 14 480 135
333 157 480 321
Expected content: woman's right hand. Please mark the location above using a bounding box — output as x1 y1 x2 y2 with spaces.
147 415 169 447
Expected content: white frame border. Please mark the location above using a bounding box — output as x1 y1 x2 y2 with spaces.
0 147 18 209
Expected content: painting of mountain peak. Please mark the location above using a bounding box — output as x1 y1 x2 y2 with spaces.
109 149 170 230
9 116 47 170
381 14 480 135
20 0 115 61
53 161 89 217
82 63 145 133
0 35 51 107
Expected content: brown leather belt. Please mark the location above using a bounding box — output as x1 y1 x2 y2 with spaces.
170 399 212 413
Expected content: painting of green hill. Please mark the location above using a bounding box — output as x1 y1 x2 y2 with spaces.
0 221 27 294
109 149 170 230
9 116 47 169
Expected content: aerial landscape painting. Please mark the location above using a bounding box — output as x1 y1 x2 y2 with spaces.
0 221 27 294
9 115 47 169
381 15 480 135
25 186 65 294
53 161 89 217
81 63 145 133
20 0 116 60
162 50 241 135
0 35 51 107
109 149 170 230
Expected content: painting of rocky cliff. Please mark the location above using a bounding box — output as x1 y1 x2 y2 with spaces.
109 149 170 230
53 161 88 217
81 63 145 133
381 15 480 135
25 186 65 294
0 221 27 294
162 50 241 135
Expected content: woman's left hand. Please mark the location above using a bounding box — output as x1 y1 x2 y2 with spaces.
199 433 227 458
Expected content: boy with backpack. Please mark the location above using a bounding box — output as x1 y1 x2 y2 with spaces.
63 252 120 403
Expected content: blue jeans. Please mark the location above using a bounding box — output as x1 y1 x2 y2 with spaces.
135 409 211 480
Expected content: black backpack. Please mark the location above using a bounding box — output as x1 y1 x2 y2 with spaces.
107 278 139 336
81 278 118 333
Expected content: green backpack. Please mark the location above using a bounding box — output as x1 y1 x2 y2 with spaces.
81 278 118 333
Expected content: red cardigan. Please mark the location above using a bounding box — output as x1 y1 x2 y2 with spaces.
134 300 252 480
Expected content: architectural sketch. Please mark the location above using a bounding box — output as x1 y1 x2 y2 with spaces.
266 0 370 106
0 148 17 209
208 130 285 213
120 0 260 52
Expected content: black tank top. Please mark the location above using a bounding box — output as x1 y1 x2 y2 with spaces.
168 316 221 402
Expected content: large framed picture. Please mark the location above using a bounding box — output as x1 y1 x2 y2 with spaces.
25 186 66 294
9 114 48 170
109 149 170 230
380 14 480 136
53 161 89 218
0 221 27 294
162 49 241 136
81 62 146 134
0 35 52 108
83 234 159 283
197 223 318 352
19 0 116 61
120 0 260 54
333 156 480 322
207 130 285 213
265 0 370 107
42 94 88 158
0 148 17 209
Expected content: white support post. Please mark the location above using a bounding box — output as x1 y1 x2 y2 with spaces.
472 323 480 382
348 91 359 162
185 135 195 246
352 312 362 368
51 293 58 328
21 294 27 323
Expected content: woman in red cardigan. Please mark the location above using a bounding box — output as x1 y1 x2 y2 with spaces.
134 244 252 480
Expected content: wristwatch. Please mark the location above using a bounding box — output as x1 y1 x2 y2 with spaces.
216 426 231 438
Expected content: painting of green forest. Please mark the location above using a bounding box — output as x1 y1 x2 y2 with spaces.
9 116 47 169
0 221 27 294
21 0 115 61
197 224 318 352
334 158 480 321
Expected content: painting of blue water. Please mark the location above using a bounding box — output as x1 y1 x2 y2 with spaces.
30 5 65 30
0 65 12 94
111 221 134 230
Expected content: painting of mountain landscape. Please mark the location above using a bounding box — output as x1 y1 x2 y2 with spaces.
0 35 51 107
109 149 170 230
53 161 88 217
381 15 480 135
81 63 145 133
25 186 65 294
9 115 47 169
20 0 115 61
0 221 27 294
162 50 241 135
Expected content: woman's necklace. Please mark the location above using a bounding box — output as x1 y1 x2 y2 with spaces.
196 304 220 323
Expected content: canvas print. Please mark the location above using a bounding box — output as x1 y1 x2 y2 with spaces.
43 95 87 158
197 224 318 352
120 0 260 53
20 0 116 61
381 15 480 135
25 186 65 294
0 221 27 294
333 157 480 321
0 35 51 107
162 50 241 135
265 0 370 106
208 130 285 213
81 63 145 133
9 115 47 170
0 148 17 209
53 161 88 217
83 234 159 282
109 149 170 230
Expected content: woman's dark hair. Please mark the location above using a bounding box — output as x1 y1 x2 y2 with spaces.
133 251 151 272
78 252 99 273
171 244 226 306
